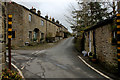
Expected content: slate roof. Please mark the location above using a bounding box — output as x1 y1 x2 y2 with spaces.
84 15 116 32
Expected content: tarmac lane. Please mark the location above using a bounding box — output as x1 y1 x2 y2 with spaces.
11 37 109 80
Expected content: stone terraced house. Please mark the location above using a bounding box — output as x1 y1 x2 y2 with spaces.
5 2 68 47
83 16 118 72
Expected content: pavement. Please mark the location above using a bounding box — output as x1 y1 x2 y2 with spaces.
10 37 109 79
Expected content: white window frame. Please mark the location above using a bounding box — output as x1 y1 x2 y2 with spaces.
41 20 44 26
29 14 32 22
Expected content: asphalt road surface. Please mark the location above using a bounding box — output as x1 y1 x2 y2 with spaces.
10 37 108 80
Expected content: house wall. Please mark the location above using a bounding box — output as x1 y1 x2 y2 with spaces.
0 1 3 70
6 3 24 47
95 24 117 67
22 8 47 43
84 31 94 54
6 2 66 47
46 21 56 38
84 23 117 69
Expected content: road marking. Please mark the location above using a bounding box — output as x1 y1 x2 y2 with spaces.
21 66 25 70
78 56 112 80
27 62 29 64
6 60 25 79
32 50 46 55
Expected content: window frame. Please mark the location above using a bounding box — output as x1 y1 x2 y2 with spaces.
41 20 44 26
29 14 32 22
12 31 15 38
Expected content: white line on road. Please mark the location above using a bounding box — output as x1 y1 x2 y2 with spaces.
11 63 24 78
6 60 24 79
78 56 113 80
21 66 25 70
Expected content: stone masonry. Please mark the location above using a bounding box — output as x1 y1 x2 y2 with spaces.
5 2 68 47
0 0 2 75
84 17 117 71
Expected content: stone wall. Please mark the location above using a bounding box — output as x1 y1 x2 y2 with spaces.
6 2 24 47
22 8 47 43
84 21 117 70
84 31 94 54
0 0 2 73
95 24 117 68
5 2 67 47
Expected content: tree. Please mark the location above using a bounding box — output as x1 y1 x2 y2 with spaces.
66 1 112 33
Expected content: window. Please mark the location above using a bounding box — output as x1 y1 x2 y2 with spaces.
12 31 15 38
112 31 117 45
41 20 44 26
41 33 44 39
29 14 32 22
29 31 32 40
113 31 116 38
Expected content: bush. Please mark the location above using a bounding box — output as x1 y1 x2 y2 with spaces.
1 68 22 80
46 37 54 43
74 35 84 53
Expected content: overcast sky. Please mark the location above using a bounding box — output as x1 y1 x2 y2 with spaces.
12 0 78 33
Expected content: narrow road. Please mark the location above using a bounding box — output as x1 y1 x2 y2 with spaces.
11 37 108 79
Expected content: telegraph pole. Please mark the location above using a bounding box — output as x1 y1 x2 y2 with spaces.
117 1 120 74
113 1 116 15
118 1 120 14
8 14 12 70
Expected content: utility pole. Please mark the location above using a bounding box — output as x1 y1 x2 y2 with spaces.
8 14 12 70
113 1 116 15
117 1 120 74
118 1 120 14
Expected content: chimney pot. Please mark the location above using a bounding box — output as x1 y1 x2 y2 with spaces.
45 15 48 19
56 20 59 24
37 10 41 16
30 8 36 13
52 18 55 22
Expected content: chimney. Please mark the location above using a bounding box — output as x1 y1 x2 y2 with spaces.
52 18 55 22
45 15 48 19
50 16 52 21
56 20 59 24
37 10 41 16
30 7 36 13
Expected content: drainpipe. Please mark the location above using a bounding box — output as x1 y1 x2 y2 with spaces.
46 20 47 42
93 30 96 59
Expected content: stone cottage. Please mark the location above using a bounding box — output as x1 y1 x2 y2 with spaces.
5 2 68 47
84 16 118 71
